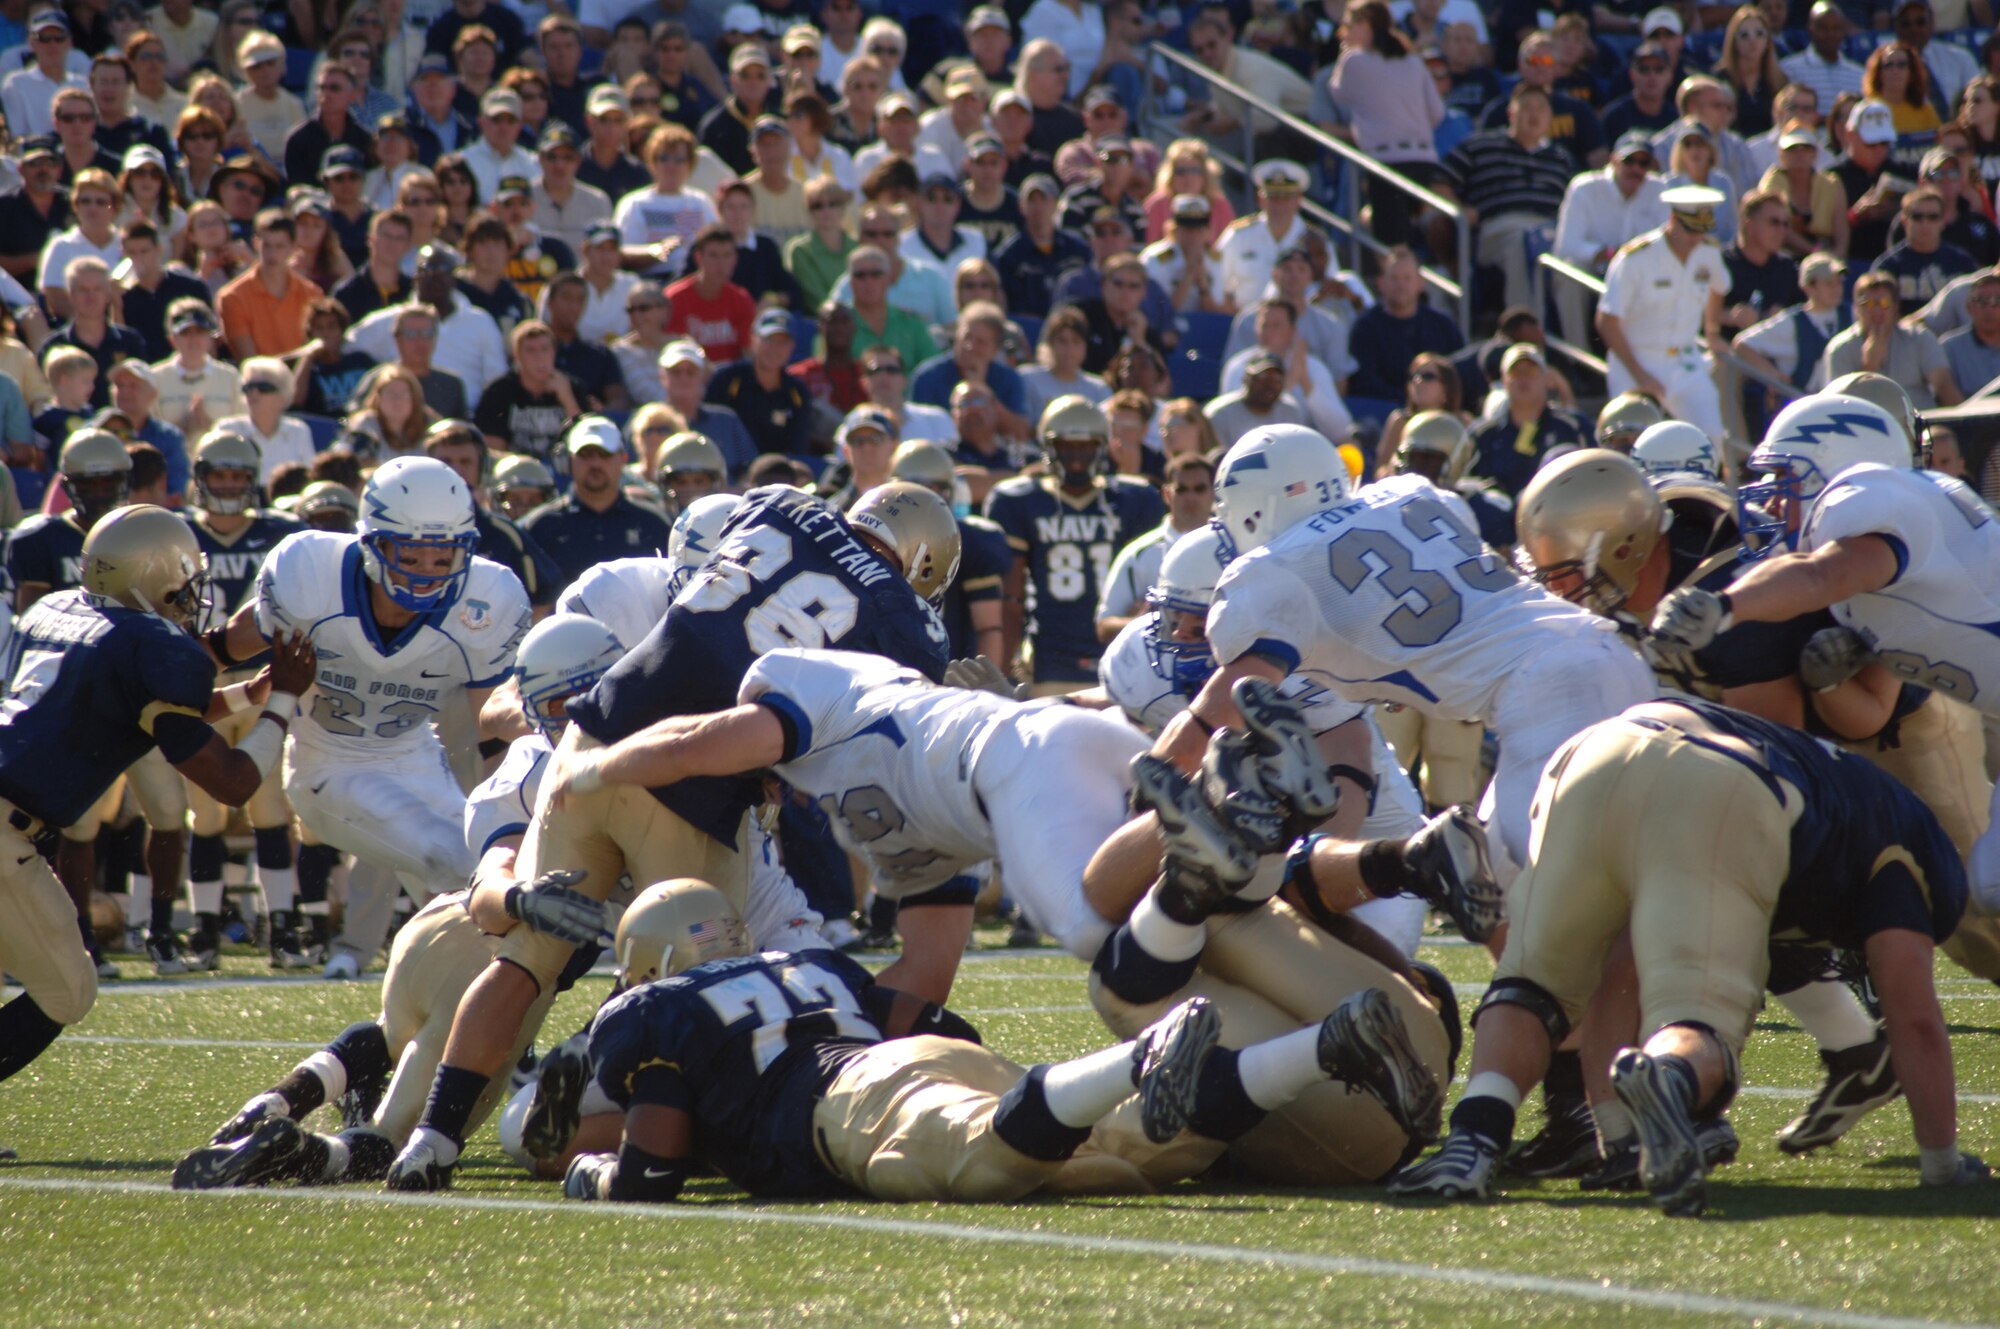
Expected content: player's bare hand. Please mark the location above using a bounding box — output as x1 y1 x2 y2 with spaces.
548 748 608 809
266 630 317 697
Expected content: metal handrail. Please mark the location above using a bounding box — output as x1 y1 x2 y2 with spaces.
1145 41 1472 332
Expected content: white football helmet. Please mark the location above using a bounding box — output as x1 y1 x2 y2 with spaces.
512 612 625 739
666 493 745 579
1629 421 1719 481
1741 393 1905 550
359 455 479 611
1212 424 1349 557
1144 525 1230 698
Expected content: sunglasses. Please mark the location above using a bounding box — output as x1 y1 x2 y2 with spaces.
852 269 888 279
57 111 95 124
864 362 903 374
76 195 115 207
810 200 844 211
628 301 664 313
244 380 283 393
860 229 898 240
1858 293 1897 307
1881 57 1911 68
396 325 440 339
1969 295 2000 307
33 30 69 42
1409 370 1440 382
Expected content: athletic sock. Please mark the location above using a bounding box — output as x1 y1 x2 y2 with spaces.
419 1064 490 1147
1542 1047 1585 1110
1449 1071 1524 1149
1185 1048 1267 1140
1040 1040 1143 1128
991 1066 1092 1161
1233 1024 1327 1110
0 993 65 1083
1128 889 1206 959
296 843 337 909
255 828 296 913
149 892 175 937
1777 982 1877 1054
1592 1099 1633 1149
1358 839 1417 898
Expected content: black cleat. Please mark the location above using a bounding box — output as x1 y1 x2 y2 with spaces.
385 1130 457 1192
211 1092 289 1145
1136 997 1222 1144
1317 988 1444 1144
186 927 222 972
146 933 189 976
1232 676 1341 826
1130 754 1257 888
1777 1030 1900 1155
1402 807 1503 943
1505 1099 1600 1178
1610 1050 1705 1217
173 1117 316 1189
1580 1116 1740 1192
1388 1129 1500 1199
522 1038 590 1161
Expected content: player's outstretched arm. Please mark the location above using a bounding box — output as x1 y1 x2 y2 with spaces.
566 1103 696 1203
480 678 532 743
204 599 273 673
547 703 787 808
1153 653 1291 774
1866 926 1986 1185
173 630 315 807
1723 535 1902 624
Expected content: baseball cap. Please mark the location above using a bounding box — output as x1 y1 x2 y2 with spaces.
920 171 961 198
482 88 523 118
582 220 618 247
1800 252 1846 282
1921 146 1960 177
1501 341 1546 374
964 133 1003 160
1244 351 1284 377
288 186 331 216
19 134 57 163
1612 129 1655 162
782 24 821 53
1631 40 1670 66
416 241 463 272
587 84 630 116
944 67 988 101
240 33 284 66
413 53 453 80
751 114 791 140
967 5 1010 34
536 122 580 153
754 308 794 339
376 111 415 141
1020 172 1060 200
1778 121 1819 151
169 302 218 333
1171 193 1212 224
659 339 707 371
320 145 365 178
1253 159 1307 194
122 143 167 173
28 8 68 33
990 88 1030 116
838 404 898 444
565 415 625 457
1095 134 1133 159
1082 85 1120 112
730 42 771 73
722 2 764 33
879 91 918 119
1848 99 1896 146
494 175 533 202
1642 5 1683 34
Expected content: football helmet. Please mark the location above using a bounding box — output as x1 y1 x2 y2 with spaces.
1144 525 1230 698
1595 391 1666 453
1821 371 1919 462
1630 421 1720 480
1740 393 1905 551
295 480 360 532
1212 424 1347 558
889 439 956 495
655 430 727 498
58 428 134 525
512 612 624 739
493 453 557 498
358 456 479 611
190 430 263 516
1394 411 1474 485
1651 470 1741 562
81 503 210 627
849 481 962 604
666 493 744 576
1038 393 1109 485
1514 448 1668 614
614 878 750 988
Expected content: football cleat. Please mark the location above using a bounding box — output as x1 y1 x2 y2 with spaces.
1135 996 1222 1144
1580 1115 1740 1192
1776 1030 1900 1155
1609 1049 1706 1217
1387 1129 1501 1199
186 927 222 972
1130 754 1257 888
1318 987 1444 1143
172 1116 318 1190
211 1091 289 1145
146 933 190 976
1232 676 1341 829
94 954 121 981
522 1037 590 1162
1199 728 1287 855
269 916 314 971
1504 1099 1599 1178
1402 807 1503 943
385 1128 457 1192
1006 916 1042 949
321 951 361 981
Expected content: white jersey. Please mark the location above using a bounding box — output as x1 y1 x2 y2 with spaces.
1802 464 2000 717
1208 473 1617 722
553 555 677 653
1100 616 1190 736
740 648 1017 898
741 817 827 954
464 732 551 857
254 531 533 758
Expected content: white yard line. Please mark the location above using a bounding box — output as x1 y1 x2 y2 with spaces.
0 1175 1986 1329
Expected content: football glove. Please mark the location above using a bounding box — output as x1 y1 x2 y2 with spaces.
564 1152 617 1201
1649 587 1735 653
1799 625 1875 693
943 655 1028 700
504 868 604 945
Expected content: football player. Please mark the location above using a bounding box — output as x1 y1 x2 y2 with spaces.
205 455 534 981
1389 699 1982 1215
7 430 132 611
0 506 314 1154
1629 421 1722 480
180 429 310 969
1594 391 1666 454
560 879 1440 1205
383 481 958 1192
892 441 1010 665
986 395 1165 695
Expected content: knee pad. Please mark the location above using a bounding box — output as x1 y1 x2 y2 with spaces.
1473 977 1571 1048
1406 959 1463 1078
188 833 227 884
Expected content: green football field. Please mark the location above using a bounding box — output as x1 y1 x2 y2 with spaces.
3 932 1997 1329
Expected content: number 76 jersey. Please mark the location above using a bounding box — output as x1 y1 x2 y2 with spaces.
1209 474 1620 723
253 530 532 757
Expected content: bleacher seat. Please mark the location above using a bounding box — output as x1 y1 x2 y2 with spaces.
789 311 819 363
299 413 342 453
1168 311 1233 400
284 48 315 94
1014 313 1042 349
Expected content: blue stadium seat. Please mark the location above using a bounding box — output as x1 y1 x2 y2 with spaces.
789 311 819 363
297 413 342 453
1168 311 1233 400
1179 311 1232 362
1014 313 1042 349
1343 396 1399 431
284 48 315 94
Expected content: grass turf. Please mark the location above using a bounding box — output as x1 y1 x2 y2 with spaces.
3 932 1997 1329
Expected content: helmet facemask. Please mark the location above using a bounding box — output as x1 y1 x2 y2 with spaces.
194 463 257 516
64 471 131 526
365 530 478 611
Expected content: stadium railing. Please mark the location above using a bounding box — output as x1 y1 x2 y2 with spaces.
1142 42 1473 336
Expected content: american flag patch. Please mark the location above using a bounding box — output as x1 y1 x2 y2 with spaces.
1283 481 1309 497
690 920 720 944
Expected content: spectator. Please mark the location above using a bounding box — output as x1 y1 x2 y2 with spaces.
534 13 597 134
1721 189 1804 336
149 297 243 433
1653 76 1760 198
350 243 504 410
462 88 538 203
1552 131 1669 342
1926 423 1966 479
988 86 1054 188
1376 350 1469 472
916 66 993 178
742 117 810 243
1734 251 1852 391
1436 85 1574 314
1865 40 1944 179
1746 85 1827 180
116 216 208 361
615 122 717 268
420 417 561 610
452 213 529 338
1892 145 1998 264
1451 306 1576 412
1019 305 1110 422
0 137 73 283
837 229 946 366
849 344 950 450
488 176 573 308
357 302 467 418
947 378 1019 469
909 300 1027 422
216 355 316 473
1141 140 1233 247
611 276 671 404
392 170 444 262
32 347 97 466
816 403 898 509
994 173 1089 319
705 306 812 458
1204 350 1308 448
1216 159 1316 314
1659 124 1739 246
784 177 856 312
234 32 305 162
342 363 436 459
43 256 145 408
333 208 415 323
1328 1 1444 250
713 178 801 309
647 22 718 132
1875 184 1979 315
1221 296 1354 440
172 106 227 208
0 364 41 511
903 173 984 277
1781 1 1866 109
1094 451 1214 640
1938 269 2000 399
1597 186 1729 452
1761 120 1851 257
50 86 120 184
476 317 578 476
788 298 865 427
1345 245 1465 403
1176 12 1313 157
522 416 674 588
1715 5 1786 139
1053 84 1159 190
1140 192 1228 315
40 167 123 321
1059 249 1163 376
1228 239 1358 379
785 91 856 197
218 209 322 358
289 191 356 294
1481 31 1605 169
700 42 776 176
656 338 757 478
663 222 754 364
530 123 611 260
91 52 173 171
1890 0 1976 113
829 54 887 156
1 10 85 141
407 54 472 161
103 359 186 499
1469 343 1590 503
854 90 951 184
1813 268 1959 407
1601 41 1680 145
1016 39 1087 156
577 85 647 202
292 297 376 416
286 63 375 194
571 223 637 344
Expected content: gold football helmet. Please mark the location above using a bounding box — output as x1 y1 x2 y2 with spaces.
59 428 134 524
850 480 962 604
1515 449 1667 614
81 503 210 626
614 878 751 988
1821 371 1920 461
191 429 263 516
1594 391 1666 453
655 431 728 482
1394 410 1474 484
295 480 360 531
889 440 956 496
1038 393 1109 483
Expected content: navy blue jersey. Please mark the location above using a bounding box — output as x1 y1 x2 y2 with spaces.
568 486 951 844
1629 699 1966 951
985 475 1166 683
939 515 1010 660
0 590 217 825
187 510 306 636
4 512 90 599
587 949 882 1198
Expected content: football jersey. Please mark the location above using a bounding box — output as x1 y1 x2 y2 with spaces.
0 590 216 826
4 512 89 598
553 555 677 654
1209 474 1615 722
985 474 1166 683
253 531 533 759
464 731 552 857
1635 550 1832 702
1099 615 1188 736
1800 465 2000 717
741 649 1013 898
187 509 307 636
567 486 951 845
938 515 1011 661
587 948 883 1197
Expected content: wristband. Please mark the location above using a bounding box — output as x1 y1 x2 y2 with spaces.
503 883 525 921
1920 1145 1962 1185
262 691 298 727
1714 592 1734 620
205 627 246 669
567 756 604 796
1283 832 1327 898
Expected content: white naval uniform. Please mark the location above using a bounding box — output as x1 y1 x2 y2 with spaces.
1597 227 1727 448
1206 473 1654 880
1140 238 1227 314
1215 213 1312 314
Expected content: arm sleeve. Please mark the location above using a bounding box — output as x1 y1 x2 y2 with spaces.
737 649 867 761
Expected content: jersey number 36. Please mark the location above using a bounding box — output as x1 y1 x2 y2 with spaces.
682 525 862 653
